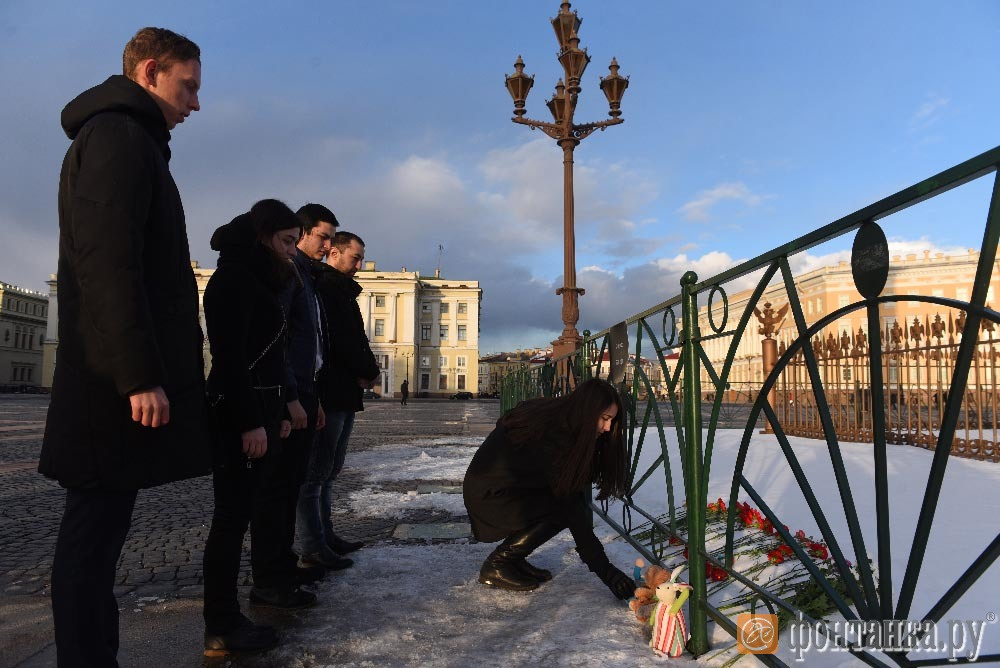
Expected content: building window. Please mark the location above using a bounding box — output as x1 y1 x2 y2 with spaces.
421 324 431 341
374 319 384 336
440 302 449 314
13 330 19 348
420 373 429 390
457 356 466 367
457 324 467 341
422 302 431 313
439 374 448 390
375 295 386 308
457 302 467 315
439 324 448 340
438 355 447 368
420 355 430 368
838 295 849 308
457 374 466 390
957 287 969 302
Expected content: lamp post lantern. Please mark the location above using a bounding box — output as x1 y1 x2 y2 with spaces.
505 1 628 358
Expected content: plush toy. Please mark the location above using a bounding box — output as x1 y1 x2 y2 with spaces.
629 561 672 623
649 565 691 658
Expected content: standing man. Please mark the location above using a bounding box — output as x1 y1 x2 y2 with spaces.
251 203 342 609
400 378 409 406
39 27 208 666
298 232 379 566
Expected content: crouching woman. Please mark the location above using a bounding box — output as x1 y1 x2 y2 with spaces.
463 378 636 599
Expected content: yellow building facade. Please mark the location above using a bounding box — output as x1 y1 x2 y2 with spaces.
355 263 481 398
701 249 999 390
1 281 48 388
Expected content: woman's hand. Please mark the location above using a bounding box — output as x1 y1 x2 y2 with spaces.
287 399 307 429
279 419 292 439
316 403 326 431
241 426 268 459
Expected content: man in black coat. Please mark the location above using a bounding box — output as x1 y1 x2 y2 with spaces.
297 232 380 565
38 27 208 666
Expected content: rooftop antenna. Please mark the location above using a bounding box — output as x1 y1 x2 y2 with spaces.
435 243 444 278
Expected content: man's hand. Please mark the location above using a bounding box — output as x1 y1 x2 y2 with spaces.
129 387 170 428
316 403 326 431
241 426 268 458
357 377 372 388
287 399 307 429
279 419 292 439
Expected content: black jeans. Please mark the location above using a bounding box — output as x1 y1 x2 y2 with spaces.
51 487 138 667
202 426 292 633
278 392 317 559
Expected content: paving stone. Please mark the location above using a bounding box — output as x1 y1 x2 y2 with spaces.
392 523 472 540
416 483 463 494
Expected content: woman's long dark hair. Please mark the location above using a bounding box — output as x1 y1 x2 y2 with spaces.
249 198 302 290
501 378 627 500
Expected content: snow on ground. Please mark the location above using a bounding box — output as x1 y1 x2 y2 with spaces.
264 430 1000 667
345 487 469 518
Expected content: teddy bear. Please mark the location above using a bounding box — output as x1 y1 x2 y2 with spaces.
628 560 673 623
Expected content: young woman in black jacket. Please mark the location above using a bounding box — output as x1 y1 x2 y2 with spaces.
201 199 303 656
463 378 636 599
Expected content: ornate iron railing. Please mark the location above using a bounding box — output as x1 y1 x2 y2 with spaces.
499 146 1000 665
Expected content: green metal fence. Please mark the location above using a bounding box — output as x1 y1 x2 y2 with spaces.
500 146 1000 666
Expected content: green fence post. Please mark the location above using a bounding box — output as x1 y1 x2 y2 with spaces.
680 271 708 656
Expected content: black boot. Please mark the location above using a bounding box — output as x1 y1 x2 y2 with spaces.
478 523 561 591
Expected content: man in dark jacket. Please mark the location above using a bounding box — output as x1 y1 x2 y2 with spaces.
254 203 346 603
297 231 380 565
38 27 208 666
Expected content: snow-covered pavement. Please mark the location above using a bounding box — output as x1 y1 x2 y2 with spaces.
231 408 1000 667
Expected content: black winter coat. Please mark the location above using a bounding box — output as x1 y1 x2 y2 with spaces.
204 214 290 442
314 264 380 413
40 75 209 490
462 422 610 574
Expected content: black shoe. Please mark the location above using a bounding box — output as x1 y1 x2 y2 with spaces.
479 556 539 591
477 523 562 591
249 586 317 609
293 564 325 585
301 548 354 571
204 622 279 657
517 559 553 582
327 534 365 555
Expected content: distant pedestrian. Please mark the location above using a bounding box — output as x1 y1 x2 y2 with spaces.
201 199 302 656
463 378 635 599
298 231 380 564
40 27 208 666
401 378 409 406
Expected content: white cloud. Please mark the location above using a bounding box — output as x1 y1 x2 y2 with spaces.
677 181 768 222
909 95 950 133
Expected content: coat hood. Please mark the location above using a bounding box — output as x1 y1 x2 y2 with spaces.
210 211 261 265
316 262 363 298
61 75 170 154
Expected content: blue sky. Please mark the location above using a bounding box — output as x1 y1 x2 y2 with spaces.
1 1 998 352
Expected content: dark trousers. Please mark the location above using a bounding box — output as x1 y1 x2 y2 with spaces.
202 433 291 633
252 392 316 577
51 487 138 667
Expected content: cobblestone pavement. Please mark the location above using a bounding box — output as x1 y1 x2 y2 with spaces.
0 394 499 666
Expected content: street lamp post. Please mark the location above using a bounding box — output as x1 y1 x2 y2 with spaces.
401 350 414 394
505 1 628 359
